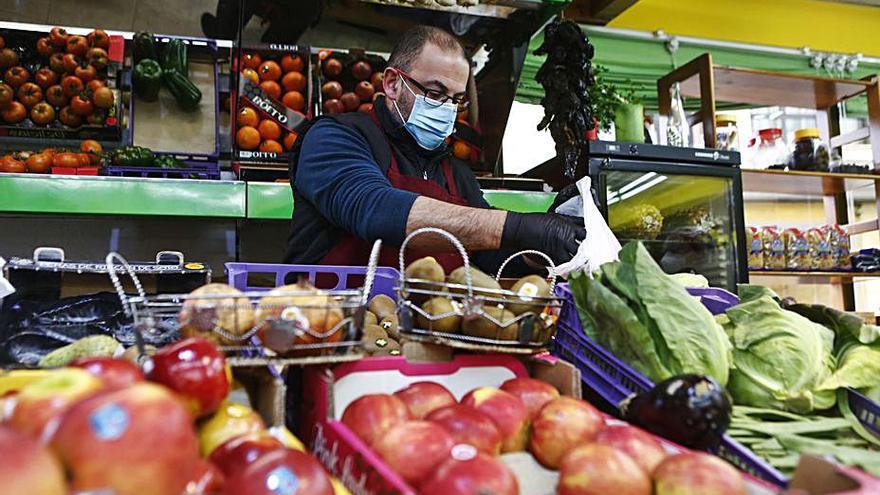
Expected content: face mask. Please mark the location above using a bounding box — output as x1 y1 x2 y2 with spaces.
393 78 458 150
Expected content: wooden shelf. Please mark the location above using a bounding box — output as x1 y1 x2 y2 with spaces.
750 271 880 279
741 168 880 195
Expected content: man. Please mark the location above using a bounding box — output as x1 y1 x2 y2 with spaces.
286 26 584 273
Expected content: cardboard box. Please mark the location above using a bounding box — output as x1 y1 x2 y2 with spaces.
784 455 880 495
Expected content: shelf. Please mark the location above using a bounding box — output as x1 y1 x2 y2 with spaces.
741 169 880 196
359 0 555 19
750 270 880 279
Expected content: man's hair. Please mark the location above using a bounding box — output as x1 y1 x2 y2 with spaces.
387 25 466 71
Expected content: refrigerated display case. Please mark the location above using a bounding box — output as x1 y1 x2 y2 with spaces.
587 141 747 291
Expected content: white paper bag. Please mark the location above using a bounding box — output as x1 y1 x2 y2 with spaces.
551 176 622 278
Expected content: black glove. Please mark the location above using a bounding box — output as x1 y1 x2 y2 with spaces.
501 212 586 266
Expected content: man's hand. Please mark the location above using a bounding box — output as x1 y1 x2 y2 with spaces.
501 212 585 265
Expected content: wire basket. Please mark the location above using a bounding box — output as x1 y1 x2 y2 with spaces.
395 228 563 353
106 242 382 366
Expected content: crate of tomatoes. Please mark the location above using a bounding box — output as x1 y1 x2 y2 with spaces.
0 25 124 143
232 43 310 171
315 47 386 117
0 139 106 176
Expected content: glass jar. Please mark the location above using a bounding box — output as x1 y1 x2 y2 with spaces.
792 128 830 171
750 128 789 169
715 114 738 151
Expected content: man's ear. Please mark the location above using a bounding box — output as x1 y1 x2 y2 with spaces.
382 67 400 100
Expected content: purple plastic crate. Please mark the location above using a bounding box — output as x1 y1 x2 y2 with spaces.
225 262 399 301
103 162 221 180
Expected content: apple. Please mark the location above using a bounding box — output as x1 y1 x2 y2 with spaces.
594 424 668 474
323 98 343 114
370 72 384 90
355 80 375 101
420 444 518 495
189 459 225 495
222 448 334 495
321 80 343 100
558 444 651 495
209 432 286 477
460 387 529 452
9 368 103 438
71 357 144 390
0 425 66 495
426 404 502 455
146 337 229 418
372 420 454 485
351 60 372 81
358 103 373 113
529 396 603 469
199 401 266 457
340 92 360 112
340 393 411 446
394 381 456 419
499 377 560 420
653 452 746 495
50 382 200 495
323 58 343 78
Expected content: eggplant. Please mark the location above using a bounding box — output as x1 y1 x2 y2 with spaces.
621 374 732 450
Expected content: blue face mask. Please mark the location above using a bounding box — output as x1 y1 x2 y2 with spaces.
393 79 458 150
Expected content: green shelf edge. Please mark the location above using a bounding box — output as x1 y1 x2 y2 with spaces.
0 175 246 218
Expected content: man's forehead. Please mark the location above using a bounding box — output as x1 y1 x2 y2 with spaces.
407 43 469 93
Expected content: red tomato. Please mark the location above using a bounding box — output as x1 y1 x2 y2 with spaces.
25 152 52 173
29 102 55 125
86 79 105 94
45 84 67 107
87 29 110 50
58 106 82 127
76 153 92 167
0 83 13 108
85 109 105 126
80 139 103 164
62 53 80 73
70 94 94 116
92 86 114 109
87 47 108 70
17 82 43 108
66 35 89 57
0 155 26 173
34 67 59 89
0 48 18 69
241 52 262 70
1 101 25 122
74 64 97 82
52 152 80 168
48 53 65 73
61 75 84 97
36 36 56 57
49 27 68 48
4 66 30 88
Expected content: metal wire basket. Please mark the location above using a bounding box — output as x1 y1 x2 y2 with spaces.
395 228 563 353
107 241 382 366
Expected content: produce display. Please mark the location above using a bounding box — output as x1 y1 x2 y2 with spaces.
239 48 308 114
235 103 298 154
0 337 337 495
0 26 118 133
0 138 104 174
338 376 748 494
132 32 202 112
317 51 385 115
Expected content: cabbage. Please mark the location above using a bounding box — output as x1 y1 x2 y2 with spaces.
819 343 880 392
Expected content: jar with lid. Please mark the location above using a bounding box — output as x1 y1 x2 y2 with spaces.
715 114 738 151
791 128 830 171
749 128 789 169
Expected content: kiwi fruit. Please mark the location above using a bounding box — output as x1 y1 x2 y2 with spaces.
364 310 378 327
461 305 518 341
380 315 400 340
416 297 461 333
506 275 552 315
405 256 445 283
368 294 397 320
448 266 502 297
363 324 388 342
368 336 401 356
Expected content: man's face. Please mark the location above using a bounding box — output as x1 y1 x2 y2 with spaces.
384 42 469 122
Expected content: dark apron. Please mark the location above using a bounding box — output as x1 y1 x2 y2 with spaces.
319 110 469 273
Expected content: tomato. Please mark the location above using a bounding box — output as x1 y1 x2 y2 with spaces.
0 35 4 50
259 80 281 99
25 152 52 173
86 79 105 94
87 29 110 50
0 83 13 108
34 67 59 89
1 101 26 123
42 148 56 158
70 94 94 116
0 155 26 174
66 35 89 57
74 64 97 82
29 102 55 125
48 53 65 73
17 83 43 108
86 109 105 126
280 54 303 73
52 152 80 168
87 47 108 70
241 52 262 70
36 37 56 57
50 27 68 47
259 61 282 81
80 139 103 163
0 48 18 69
241 68 259 85
76 153 92 167
62 53 80 73
4 66 30 88
61 75 84 97
45 84 67 107
58 106 82 127
92 86 114 109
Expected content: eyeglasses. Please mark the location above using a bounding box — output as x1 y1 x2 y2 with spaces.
394 68 470 111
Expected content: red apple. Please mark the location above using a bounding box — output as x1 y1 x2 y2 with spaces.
358 102 373 113
0 425 66 495
146 337 229 418
426 404 502 455
321 80 343 100
355 80 375 101
372 420 454 485
394 381 456 419
322 98 343 114
420 444 518 495
71 357 144 390
190 459 225 495
460 387 529 452
370 72 384 90
653 452 746 495
529 396 603 469
594 424 668 474
558 444 651 495
340 393 411 446
340 92 360 112
199 402 266 458
351 60 372 81
9 368 103 438
209 432 286 477
499 377 560 420
50 382 200 495
323 58 343 78
222 448 334 495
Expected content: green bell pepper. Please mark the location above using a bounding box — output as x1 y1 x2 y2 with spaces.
133 58 163 102
112 146 156 167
